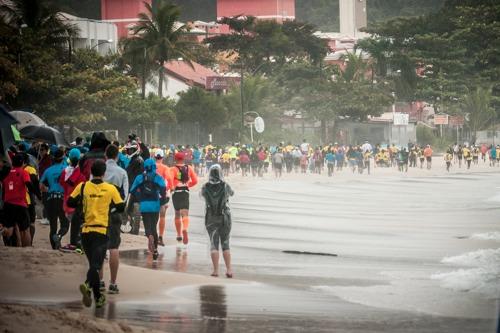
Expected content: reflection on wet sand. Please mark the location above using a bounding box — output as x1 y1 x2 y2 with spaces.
174 248 188 273
199 286 227 333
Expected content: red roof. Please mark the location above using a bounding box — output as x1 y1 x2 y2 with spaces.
165 60 219 87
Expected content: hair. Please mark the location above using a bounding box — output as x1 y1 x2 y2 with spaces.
12 154 24 167
40 143 49 151
105 144 119 160
75 137 83 145
91 159 106 177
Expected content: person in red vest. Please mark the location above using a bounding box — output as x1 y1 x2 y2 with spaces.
170 152 198 247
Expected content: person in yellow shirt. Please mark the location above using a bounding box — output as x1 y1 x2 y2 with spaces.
23 154 41 245
221 150 231 177
67 160 125 309
463 146 472 169
444 149 453 172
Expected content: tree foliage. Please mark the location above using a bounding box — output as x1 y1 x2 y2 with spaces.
175 87 227 133
205 16 328 74
124 0 196 98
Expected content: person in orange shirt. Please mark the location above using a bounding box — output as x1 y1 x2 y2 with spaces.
170 152 198 247
154 149 173 246
423 144 433 170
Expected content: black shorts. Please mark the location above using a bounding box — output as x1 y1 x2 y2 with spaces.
107 213 122 249
172 187 190 210
3 203 30 231
426 156 432 162
28 204 36 224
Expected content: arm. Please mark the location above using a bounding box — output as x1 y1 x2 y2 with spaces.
157 177 168 206
67 182 83 209
111 187 126 213
129 175 142 195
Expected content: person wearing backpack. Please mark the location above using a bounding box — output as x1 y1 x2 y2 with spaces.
40 149 69 250
201 164 234 278
170 152 198 247
59 148 86 252
1 154 33 247
130 158 168 260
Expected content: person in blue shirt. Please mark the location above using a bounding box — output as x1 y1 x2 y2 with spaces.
130 158 168 260
325 150 336 177
40 148 69 249
192 146 202 175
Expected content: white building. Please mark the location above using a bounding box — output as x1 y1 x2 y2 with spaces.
60 12 118 55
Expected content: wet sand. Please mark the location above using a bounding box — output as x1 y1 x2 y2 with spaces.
1 159 499 332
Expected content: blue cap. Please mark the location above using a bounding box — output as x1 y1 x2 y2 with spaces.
68 148 81 161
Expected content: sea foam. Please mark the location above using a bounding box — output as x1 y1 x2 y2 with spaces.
432 248 500 298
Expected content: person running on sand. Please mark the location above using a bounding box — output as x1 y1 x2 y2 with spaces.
59 148 86 252
171 152 198 247
101 144 129 294
1 154 33 247
130 158 168 260
423 145 433 170
153 149 172 247
444 148 453 172
201 165 234 278
68 160 125 309
40 149 69 250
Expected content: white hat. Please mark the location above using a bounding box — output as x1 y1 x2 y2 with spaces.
155 148 164 158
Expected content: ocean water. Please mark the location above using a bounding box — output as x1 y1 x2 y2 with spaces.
119 172 500 331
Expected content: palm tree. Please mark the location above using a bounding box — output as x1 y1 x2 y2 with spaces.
0 0 78 49
340 50 369 83
464 86 496 142
127 1 195 98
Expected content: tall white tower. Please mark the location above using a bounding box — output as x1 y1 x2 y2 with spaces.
339 0 367 37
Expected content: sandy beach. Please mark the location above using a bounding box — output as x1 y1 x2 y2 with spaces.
1 158 499 332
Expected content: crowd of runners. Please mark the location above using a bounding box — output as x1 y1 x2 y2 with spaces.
0 132 497 308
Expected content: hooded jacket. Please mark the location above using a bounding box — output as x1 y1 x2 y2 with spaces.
130 158 167 213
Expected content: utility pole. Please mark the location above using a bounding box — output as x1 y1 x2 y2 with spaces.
240 63 245 140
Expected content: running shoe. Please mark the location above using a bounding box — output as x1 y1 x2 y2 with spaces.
158 236 165 247
182 230 189 245
59 244 76 253
152 250 159 261
79 283 92 307
99 281 105 292
176 236 182 242
52 234 61 250
40 218 49 225
95 294 106 309
108 284 120 294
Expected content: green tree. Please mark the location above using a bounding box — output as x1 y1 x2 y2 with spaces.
126 0 196 98
175 87 227 133
0 0 78 51
464 87 496 142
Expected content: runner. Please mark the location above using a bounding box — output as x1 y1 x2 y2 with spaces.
1 154 32 247
444 148 453 172
463 145 472 169
423 145 433 170
153 149 172 247
130 158 168 260
272 149 284 178
171 152 198 247
201 164 234 278
124 140 144 235
325 149 335 177
102 144 129 293
22 153 41 245
40 149 69 250
59 148 86 252
68 160 125 308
